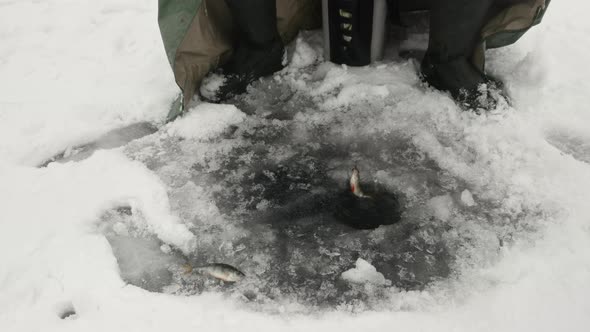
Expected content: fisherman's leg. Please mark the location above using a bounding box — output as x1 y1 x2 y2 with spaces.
488 0 536 19
200 0 285 102
421 0 497 109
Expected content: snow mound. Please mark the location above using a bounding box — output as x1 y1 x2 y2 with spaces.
341 258 392 286
166 103 246 140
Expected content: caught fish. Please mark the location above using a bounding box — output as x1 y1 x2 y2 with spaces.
350 166 371 198
334 166 402 229
183 263 245 283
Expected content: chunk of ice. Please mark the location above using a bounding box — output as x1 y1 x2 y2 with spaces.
460 189 476 207
427 195 454 221
341 258 392 286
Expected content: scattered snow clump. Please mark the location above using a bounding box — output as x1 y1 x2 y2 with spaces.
199 73 226 100
427 194 454 221
290 37 318 69
167 103 246 140
460 189 476 207
341 258 392 286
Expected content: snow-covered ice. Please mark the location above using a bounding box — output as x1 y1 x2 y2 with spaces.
2 0 590 331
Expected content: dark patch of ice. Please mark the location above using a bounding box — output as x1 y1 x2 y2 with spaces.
545 130 590 164
104 30 543 311
39 122 158 167
116 84 461 311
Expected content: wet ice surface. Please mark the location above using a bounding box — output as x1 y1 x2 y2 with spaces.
545 129 590 164
97 50 550 313
99 207 183 292
106 127 453 310
39 122 158 167
84 28 559 313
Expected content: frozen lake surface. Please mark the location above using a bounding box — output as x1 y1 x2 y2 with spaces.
2 1 590 331
98 44 549 312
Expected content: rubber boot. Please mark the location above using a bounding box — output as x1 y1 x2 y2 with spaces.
421 0 501 110
200 0 285 102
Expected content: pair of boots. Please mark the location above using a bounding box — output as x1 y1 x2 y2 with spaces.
203 0 501 110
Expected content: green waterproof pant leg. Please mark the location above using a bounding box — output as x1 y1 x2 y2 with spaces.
200 0 286 101
225 0 280 47
427 0 495 62
421 0 498 107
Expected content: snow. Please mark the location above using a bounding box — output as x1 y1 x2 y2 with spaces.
2 0 590 331
199 73 226 101
0 0 177 167
341 258 392 286
166 103 246 140
289 37 319 69
460 189 476 207
427 194 454 221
